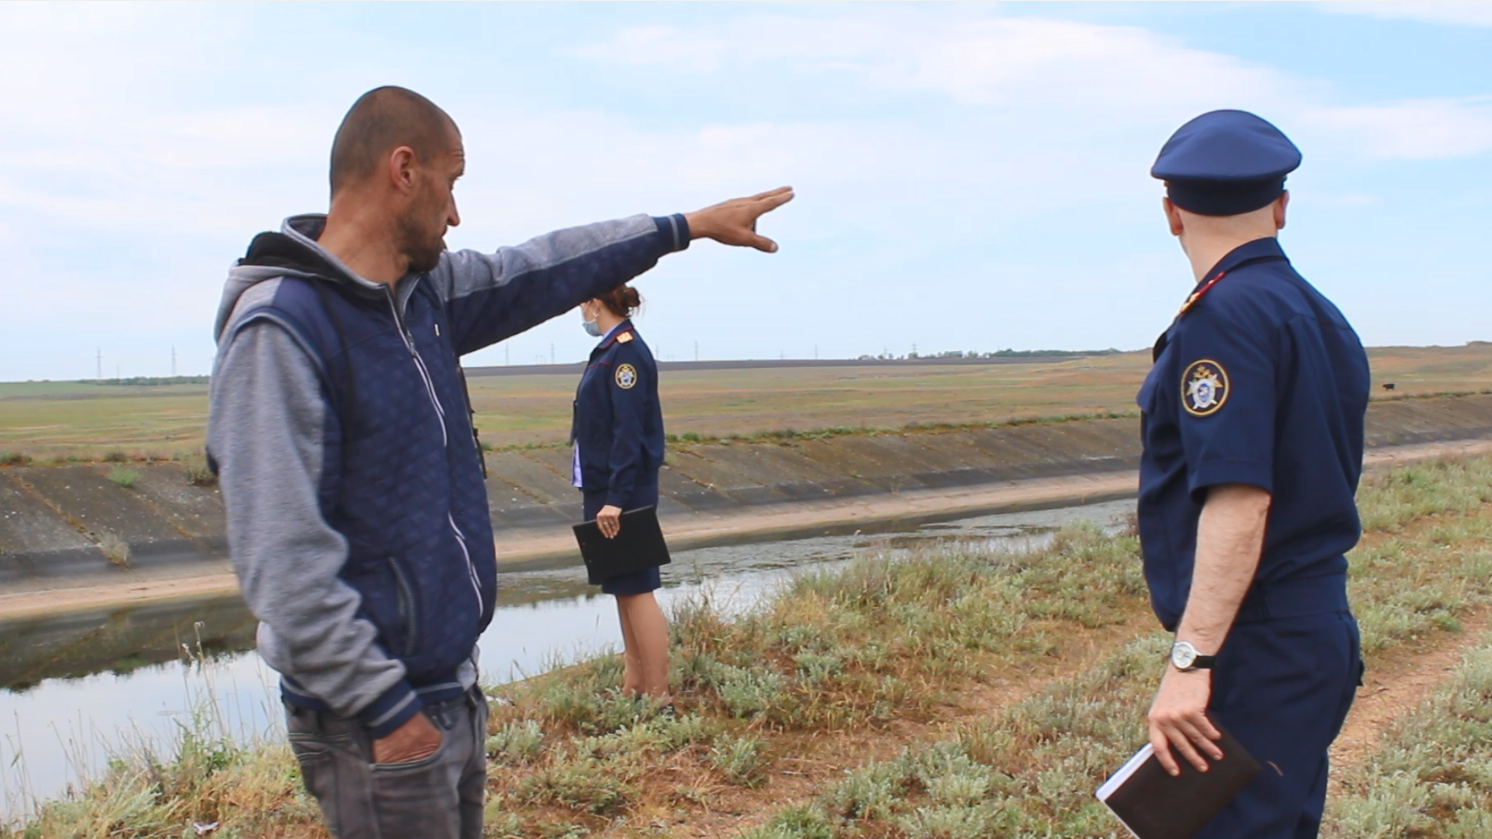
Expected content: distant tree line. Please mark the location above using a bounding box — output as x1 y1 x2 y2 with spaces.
94 376 211 386
857 348 1124 361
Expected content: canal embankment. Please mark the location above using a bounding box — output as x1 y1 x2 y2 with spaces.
3 393 1492 620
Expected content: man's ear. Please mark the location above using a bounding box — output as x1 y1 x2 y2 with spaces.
1274 191 1289 231
1163 197 1185 237
387 145 419 196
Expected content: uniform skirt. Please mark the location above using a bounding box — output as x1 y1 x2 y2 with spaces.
582 483 663 595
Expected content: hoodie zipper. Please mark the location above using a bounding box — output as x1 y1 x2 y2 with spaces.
385 286 482 608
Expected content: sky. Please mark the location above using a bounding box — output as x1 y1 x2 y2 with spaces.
2 1 1490 381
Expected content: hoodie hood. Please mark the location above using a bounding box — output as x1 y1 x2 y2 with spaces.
214 214 383 341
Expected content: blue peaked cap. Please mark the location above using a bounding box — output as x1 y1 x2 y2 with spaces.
1151 110 1301 216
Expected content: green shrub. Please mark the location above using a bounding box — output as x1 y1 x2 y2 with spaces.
184 459 217 486
0 451 30 466
108 466 141 488
710 733 768 787
738 806 836 839
487 719 545 765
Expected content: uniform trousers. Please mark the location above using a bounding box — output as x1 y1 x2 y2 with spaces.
285 686 488 839
1198 609 1362 839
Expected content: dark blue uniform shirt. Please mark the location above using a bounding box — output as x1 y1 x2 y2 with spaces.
571 319 665 509
1137 238 1371 630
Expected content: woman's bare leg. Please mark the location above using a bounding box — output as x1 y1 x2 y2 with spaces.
615 592 670 699
615 596 644 695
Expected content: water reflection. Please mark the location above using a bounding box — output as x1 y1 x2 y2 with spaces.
0 499 1132 818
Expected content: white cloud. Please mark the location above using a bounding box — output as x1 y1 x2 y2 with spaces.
1309 97 1492 159
574 11 1294 114
1321 2 1492 27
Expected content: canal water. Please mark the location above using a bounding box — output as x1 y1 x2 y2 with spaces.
0 499 1133 819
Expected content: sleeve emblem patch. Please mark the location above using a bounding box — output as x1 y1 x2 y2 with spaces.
1182 359 1228 416
615 363 638 389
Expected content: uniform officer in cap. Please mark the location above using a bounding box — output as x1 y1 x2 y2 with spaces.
1138 110 1369 838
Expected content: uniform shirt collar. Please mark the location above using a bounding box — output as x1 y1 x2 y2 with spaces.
597 318 634 350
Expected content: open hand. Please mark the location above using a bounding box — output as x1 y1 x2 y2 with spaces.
1147 667 1224 775
685 187 795 253
597 504 623 539
372 711 442 764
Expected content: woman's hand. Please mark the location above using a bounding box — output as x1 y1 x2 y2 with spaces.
597 505 624 539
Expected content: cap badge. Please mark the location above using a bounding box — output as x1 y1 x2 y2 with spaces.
615 363 638 389
1182 360 1228 416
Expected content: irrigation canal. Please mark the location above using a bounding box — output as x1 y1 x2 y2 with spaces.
0 499 1132 819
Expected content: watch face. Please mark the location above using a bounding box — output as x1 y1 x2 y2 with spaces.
1171 642 1197 670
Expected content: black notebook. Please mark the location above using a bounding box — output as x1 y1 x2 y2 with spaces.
572 505 672 585
1096 724 1262 839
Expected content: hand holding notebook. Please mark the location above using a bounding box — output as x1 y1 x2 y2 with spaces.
1097 722 1262 839
572 505 672 585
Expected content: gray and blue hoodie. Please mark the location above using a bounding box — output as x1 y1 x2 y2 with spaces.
207 213 689 736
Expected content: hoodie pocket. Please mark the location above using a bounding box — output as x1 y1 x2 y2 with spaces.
387 556 421 658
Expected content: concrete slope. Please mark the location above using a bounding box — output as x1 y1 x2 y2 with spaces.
2 394 1490 587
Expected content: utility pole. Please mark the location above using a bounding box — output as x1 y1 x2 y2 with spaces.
814 344 819 360
171 345 177 377
504 344 509 366
550 343 555 365
96 348 102 381
694 341 699 362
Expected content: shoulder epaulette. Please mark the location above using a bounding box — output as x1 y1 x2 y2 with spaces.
616 332 634 344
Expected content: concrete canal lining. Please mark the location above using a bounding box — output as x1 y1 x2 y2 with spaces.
2 393 1491 614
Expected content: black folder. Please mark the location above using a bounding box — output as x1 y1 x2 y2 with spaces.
572 505 672 585
1097 723 1262 839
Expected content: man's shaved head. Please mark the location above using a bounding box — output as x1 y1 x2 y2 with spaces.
329 86 458 195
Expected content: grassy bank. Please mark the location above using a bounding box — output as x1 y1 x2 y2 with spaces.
1324 630 1492 838
6 456 1492 838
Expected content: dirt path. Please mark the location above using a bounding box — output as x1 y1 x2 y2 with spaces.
1328 607 1492 791
594 613 1158 838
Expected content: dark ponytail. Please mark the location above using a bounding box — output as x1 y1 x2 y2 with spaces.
598 284 642 318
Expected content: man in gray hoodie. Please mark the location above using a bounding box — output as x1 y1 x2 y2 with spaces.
206 86 791 839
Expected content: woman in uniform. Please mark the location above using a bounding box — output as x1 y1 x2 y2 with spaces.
571 284 670 700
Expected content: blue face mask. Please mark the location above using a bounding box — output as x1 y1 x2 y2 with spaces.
583 311 602 337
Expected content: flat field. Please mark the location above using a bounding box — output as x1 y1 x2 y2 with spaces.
2 343 1490 461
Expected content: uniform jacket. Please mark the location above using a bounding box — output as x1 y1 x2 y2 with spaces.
570 320 664 509
207 213 689 736
1137 237 1370 630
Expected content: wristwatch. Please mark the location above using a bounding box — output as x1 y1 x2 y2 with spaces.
1170 640 1216 672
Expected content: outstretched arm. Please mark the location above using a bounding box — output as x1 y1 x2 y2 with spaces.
431 187 794 355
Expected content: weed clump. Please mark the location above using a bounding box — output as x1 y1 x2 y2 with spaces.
97 531 130 566
0 451 30 466
107 466 141 488
710 733 769 786
184 459 217 487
